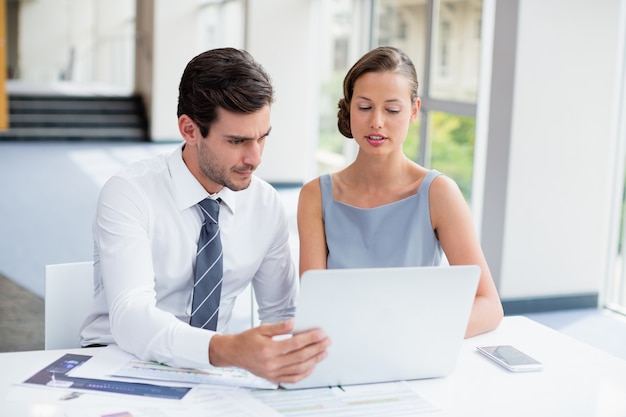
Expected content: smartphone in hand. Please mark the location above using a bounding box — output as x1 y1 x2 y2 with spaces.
477 345 543 372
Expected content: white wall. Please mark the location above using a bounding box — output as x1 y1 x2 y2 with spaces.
89 0 136 90
479 0 623 301
148 0 317 184
149 0 201 142
246 0 319 183
18 0 134 89
19 0 73 81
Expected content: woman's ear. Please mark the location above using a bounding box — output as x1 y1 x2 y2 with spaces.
178 114 198 145
410 97 421 123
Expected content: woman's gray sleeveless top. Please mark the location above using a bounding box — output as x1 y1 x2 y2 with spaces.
321 170 443 269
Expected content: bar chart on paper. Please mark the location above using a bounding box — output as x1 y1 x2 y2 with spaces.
250 381 438 416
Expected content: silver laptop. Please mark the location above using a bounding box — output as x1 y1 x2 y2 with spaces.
282 265 480 389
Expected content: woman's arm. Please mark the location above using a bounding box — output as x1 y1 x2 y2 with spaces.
297 178 329 276
429 175 504 337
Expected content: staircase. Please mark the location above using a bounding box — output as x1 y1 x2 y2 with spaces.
0 94 149 141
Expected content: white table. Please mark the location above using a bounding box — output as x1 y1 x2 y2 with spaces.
407 316 626 416
1 316 625 416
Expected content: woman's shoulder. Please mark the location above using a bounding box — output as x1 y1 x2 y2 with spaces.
429 172 461 196
428 172 467 216
299 176 323 203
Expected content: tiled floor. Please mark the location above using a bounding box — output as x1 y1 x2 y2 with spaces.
1 141 626 362
0 273 44 352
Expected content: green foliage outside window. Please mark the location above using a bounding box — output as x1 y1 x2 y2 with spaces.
403 112 475 201
402 121 420 162
429 112 475 201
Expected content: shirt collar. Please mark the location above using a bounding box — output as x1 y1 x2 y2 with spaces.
167 143 237 214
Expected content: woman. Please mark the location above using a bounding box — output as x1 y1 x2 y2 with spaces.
297 46 503 337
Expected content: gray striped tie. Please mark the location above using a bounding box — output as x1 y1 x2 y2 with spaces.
190 198 223 330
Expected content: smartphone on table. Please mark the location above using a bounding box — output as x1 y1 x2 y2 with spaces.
476 345 543 372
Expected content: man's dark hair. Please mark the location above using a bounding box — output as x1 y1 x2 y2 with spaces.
177 47 274 137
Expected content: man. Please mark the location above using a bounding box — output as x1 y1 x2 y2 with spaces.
80 48 329 384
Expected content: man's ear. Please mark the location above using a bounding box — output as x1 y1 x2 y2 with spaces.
178 115 198 144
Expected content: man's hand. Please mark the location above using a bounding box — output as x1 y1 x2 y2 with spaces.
209 319 330 383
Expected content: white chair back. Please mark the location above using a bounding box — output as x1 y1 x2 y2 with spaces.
44 261 93 350
44 261 259 348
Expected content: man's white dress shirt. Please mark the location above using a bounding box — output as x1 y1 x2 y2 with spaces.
80 143 298 369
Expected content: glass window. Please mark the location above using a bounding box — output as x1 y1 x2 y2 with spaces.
198 0 245 49
373 0 428 83
605 7 626 316
314 0 482 204
428 111 475 200
606 8 626 317
608 165 626 315
372 0 481 202
315 0 361 175
402 119 422 164
430 0 482 102
439 21 451 77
